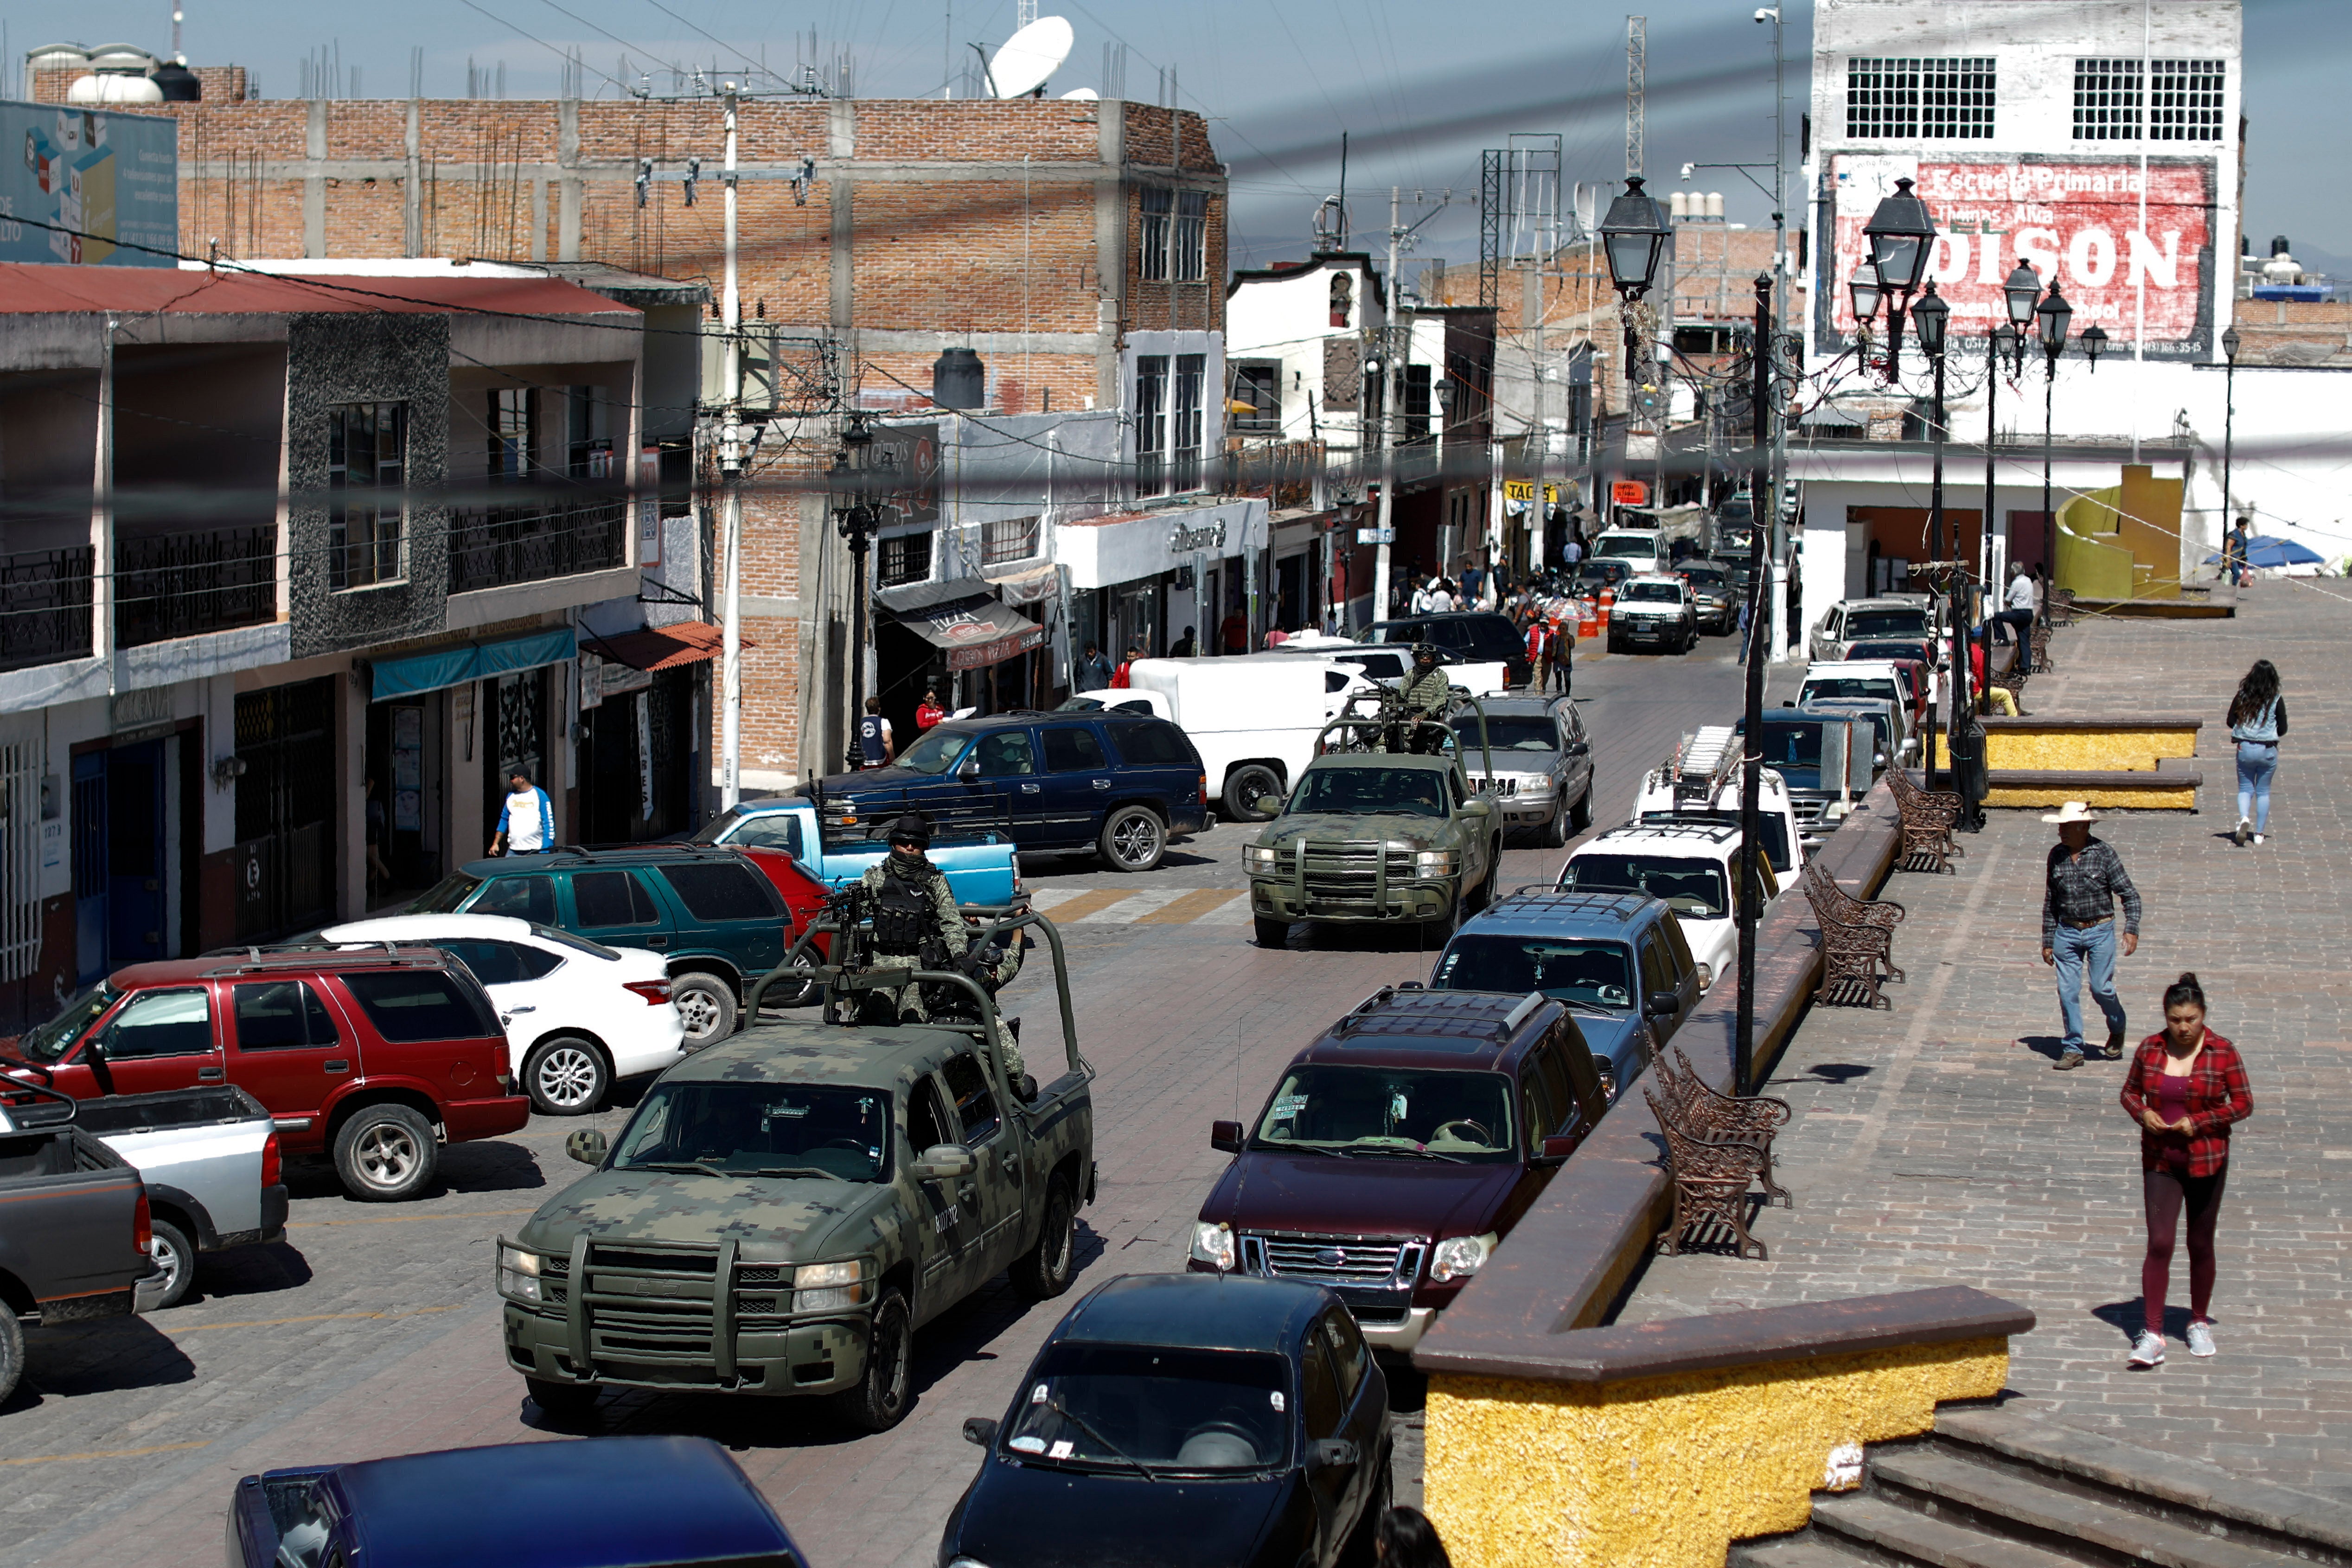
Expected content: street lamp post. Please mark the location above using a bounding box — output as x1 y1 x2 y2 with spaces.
2221 323 2243 573
1736 272 1773 1096
1911 281 1960 792
1988 259 2040 594
1599 177 1672 486
2035 284 2073 612
1861 177 1937 368
1847 261 1884 372
833 413 878 773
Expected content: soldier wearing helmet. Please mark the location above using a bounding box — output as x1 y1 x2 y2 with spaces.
854 812 1027 1084
1393 642 1454 755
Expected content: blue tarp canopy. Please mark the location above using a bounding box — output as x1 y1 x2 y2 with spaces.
2206 535 2325 570
367 626 577 702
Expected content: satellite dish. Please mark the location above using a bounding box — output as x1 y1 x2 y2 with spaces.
988 15 1073 98
1060 87 1098 101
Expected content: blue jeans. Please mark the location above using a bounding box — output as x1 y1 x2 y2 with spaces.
2236 741 2278 832
2051 919 2126 1053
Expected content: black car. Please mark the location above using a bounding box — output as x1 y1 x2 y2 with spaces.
1361 611 1531 686
944 1274 1391 1568
809 711 1210 874
1676 561 1739 634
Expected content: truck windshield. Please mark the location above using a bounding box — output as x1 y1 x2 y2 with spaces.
1253 1064 1516 1162
1846 608 1929 639
1747 723 1823 768
1560 853 1730 919
1451 716 1556 752
1594 537 1655 558
1640 810 1793 875
1681 566 1729 588
409 873 484 914
1290 767 1446 819
613 1082 892 1181
1803 678 1898 704
1620 582 1681 603
13 985 117 1063
1003 1344 1291 1473
1432 935 1635 1011
893 728 970 776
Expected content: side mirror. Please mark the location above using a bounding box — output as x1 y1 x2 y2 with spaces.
1694 962 1714 992
82 1036 106 1062
963 1416 999 1448
1595 1064 1618 1102
565 1128 608 1166
912 1143 976 1180
1310 1438 1360 1471
957 758 981 783
1210 1119 1245 1154
1461 797 1492 818
1644 993 1681 1018
1254 795 1284 817
1537 1133 1581 1164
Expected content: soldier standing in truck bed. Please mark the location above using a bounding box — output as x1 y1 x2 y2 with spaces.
858 813 1028 1084
1393 642 1455 755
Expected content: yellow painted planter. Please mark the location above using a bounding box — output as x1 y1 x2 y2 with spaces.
1931 726 2198 772
1983 783 2198 811
1425 1338 2010 1568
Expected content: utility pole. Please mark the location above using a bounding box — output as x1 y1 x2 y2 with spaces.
1372 186 1401 623
1626 16 1645 178
1736 274 1771 1094
717 82 744 809
1765 4 1790 664
1526 264 1545 573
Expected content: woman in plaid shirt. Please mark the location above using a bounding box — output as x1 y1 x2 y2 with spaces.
2118 973 2253 1368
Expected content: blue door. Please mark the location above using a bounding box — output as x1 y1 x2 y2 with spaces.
1034 722 1113 847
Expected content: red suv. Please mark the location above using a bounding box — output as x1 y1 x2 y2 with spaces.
0 948 527 1202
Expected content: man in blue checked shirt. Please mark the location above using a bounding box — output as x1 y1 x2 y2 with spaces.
489 769 555 857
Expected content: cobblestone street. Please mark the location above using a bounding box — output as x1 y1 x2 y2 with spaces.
1622 586 2352 1505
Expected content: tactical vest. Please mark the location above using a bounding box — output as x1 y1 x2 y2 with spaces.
870 869 936 954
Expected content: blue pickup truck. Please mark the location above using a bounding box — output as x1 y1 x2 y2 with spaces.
692 795 1021 905
228 1435 805 1568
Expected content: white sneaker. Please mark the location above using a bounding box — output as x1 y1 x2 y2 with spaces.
2128 1330 2166 1368
2186 1320 2217 1357
2252 834 2265 846
2234 817 2250 846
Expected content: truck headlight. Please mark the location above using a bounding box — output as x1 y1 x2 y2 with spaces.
1429 1232 1496 1282
497 1243 543 1304
1414 850 1456 876
793 1258 872 1312
1244 845 1280 870
1189 1221 1237 1271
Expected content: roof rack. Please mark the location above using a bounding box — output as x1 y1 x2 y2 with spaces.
197 947 446 979
1328 983 1549 1045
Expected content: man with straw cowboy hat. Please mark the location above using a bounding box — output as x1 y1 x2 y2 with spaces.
2041 801 2142 1071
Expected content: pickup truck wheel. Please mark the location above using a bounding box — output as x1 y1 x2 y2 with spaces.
524 1036 610 1115
0 1307 18 1406
671 973 738 1047
1254 915 1291 949
832 1286 914 1433
1569 777 1595 832
1099 806 1166 873
332 1103 438 1202
1223 764 1284 821
525 1376 601 1420
146 1217 195 1310
1540 797 1568 848
1010 1178 1078 1301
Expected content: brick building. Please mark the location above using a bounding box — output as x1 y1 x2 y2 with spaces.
45 66 1234 785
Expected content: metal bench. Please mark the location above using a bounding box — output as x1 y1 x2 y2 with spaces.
1646 1083 1771 1261
1655 1046 1794 1209
1800 859 1902 1008
1884 766 1964 873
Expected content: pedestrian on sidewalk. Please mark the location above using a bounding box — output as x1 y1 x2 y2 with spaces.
2040 801 2141 1070
2226 659 2285 846
489 770 554 857
2118 972 2252 1369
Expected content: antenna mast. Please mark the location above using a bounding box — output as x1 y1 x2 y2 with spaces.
1626 15 1645 178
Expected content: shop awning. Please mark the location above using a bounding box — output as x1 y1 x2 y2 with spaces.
584 620 747 672
366 626 577 702
877 581 1045 672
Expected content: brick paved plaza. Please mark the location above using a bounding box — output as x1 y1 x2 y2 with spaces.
1623 584 2352 1505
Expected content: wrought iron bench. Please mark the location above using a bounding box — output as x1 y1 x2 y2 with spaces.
1655 1046 1794 1209
1800 860 1901 1008
1885 765 1964 873
1646 1083 1770 1260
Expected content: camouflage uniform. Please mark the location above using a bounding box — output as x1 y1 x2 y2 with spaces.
1394 666 1455 755
856 858 1027 1082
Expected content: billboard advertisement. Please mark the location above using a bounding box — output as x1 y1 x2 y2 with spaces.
1820 154 2218 358
0 99 179 267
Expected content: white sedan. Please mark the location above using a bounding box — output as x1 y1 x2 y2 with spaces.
320 914 685 1115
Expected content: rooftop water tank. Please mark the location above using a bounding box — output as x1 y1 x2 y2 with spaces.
86 42 158 73
152 60 201 100
933 347 985 410
67 72 165 102
25 43 91 70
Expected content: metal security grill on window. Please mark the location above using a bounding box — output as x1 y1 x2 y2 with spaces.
1135 354 1169 496
1846 57 1994 139
1171 353 1206 493
1231 361 1281 434
2149 59 2224 141
2074 58 2143 139
878 532 932 588
0 742 38 983
1174 190 1207 281
981 515 1041 566
327 403 407 591
1139 186 1172 282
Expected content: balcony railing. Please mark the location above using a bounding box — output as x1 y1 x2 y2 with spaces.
448 499 627 595
0 546 93 673
117 526 278 649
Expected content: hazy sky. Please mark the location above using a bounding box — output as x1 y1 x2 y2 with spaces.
10 0 2346 266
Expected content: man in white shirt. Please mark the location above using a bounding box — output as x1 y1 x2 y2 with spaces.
1994 563 2036 646
490 771 554 856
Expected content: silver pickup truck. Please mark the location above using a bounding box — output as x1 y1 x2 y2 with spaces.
2 1085 287 1310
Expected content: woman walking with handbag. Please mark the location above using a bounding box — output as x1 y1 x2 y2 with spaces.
2118 973 2252 1368
2226 659 2285 846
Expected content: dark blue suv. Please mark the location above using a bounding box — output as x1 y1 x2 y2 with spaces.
1424 888 1703 1102
808 712 1209 873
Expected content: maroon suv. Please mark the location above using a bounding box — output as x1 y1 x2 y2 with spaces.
1187 985 1607 1351
0 948 527 1202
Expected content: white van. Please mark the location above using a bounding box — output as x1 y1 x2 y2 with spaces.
1590 528 1668 574
1091 654 1362 821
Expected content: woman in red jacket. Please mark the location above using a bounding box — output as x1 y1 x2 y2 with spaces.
2118 973 2252 1369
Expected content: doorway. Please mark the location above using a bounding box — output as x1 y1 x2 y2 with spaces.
235 678 336 943
364 691 446 903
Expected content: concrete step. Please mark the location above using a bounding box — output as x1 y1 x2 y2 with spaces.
1871 1446 2306 1568
1731 1535 1876 1568
1810 1492 2083 1568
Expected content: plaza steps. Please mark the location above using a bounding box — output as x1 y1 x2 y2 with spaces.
1730 1407 2352 1568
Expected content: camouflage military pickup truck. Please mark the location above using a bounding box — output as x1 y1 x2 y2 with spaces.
1245 689 1502 949
496 909 1092 1432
